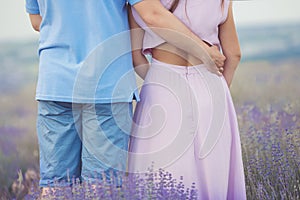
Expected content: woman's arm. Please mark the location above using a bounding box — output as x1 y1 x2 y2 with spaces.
128 6 150 79
29 14 42 32
219 2 241 87
132 0 225 75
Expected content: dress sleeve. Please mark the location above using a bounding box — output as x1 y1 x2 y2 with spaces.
25 0 40 14
220 0 230 24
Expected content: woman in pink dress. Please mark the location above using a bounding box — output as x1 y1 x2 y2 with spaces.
128 0 246 199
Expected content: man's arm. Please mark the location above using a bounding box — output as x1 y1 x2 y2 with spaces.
132 0 225 74
128 6 150 79
219 2 241 87
29 14 42 32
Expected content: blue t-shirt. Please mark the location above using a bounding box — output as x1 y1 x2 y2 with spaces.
26 0 141 103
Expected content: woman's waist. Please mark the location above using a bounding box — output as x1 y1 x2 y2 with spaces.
149 57 207 78
152 43 204 67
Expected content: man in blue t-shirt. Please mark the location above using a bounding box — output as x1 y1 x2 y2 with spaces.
26 0 142 194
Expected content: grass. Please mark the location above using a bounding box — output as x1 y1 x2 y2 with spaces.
0 56 299 199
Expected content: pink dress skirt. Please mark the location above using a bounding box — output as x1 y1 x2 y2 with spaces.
128 58 246 200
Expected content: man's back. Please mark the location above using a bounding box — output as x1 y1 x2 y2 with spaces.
26 0 139 103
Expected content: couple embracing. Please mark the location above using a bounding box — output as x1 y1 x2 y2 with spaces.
26 0 246 199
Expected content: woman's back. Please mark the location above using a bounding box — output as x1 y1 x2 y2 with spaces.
129 1 246 199
132 0 230 66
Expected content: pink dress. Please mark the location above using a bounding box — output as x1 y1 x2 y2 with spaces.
128 1 247 199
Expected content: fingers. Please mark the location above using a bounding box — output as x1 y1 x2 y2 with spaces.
210 58 225 76
203 45 226 76
214 55 226 67
209 45 226 67
208 68 223 76
205 64 223 76
205 59 224 76
214 59 225 68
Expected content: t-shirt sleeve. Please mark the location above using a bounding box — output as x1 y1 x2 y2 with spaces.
25 0 40 14
128 0 143 6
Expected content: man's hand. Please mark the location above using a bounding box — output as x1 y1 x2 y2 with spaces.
29 14 42 32
202 45 226 76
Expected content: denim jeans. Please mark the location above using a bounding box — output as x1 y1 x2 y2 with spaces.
37 101 132 187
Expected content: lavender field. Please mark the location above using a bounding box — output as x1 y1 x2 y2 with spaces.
0 24 300 199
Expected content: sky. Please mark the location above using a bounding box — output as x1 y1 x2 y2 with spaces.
0 0 299 41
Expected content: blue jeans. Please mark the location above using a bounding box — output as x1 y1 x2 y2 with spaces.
37 101 132 187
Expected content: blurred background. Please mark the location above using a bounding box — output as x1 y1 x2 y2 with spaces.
0 0 299 199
